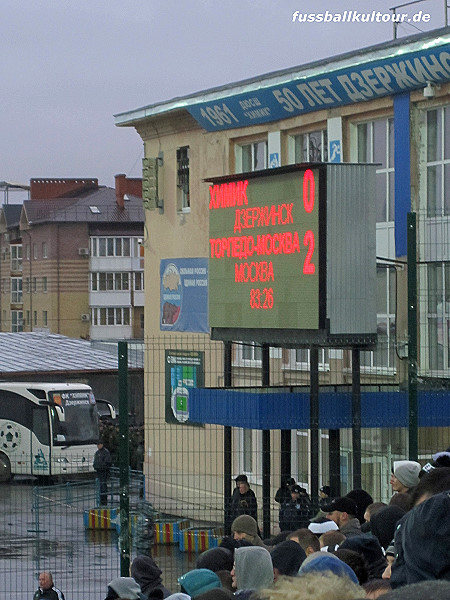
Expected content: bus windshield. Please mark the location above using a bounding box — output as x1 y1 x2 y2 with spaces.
48 389 99 446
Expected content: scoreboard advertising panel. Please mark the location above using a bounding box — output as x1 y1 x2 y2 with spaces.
207 165 326 333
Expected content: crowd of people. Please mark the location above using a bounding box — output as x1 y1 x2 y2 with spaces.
33 448 450 599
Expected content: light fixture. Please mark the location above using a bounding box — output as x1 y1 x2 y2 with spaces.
423 82 437 98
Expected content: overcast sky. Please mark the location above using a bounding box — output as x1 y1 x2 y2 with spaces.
1 0 447 193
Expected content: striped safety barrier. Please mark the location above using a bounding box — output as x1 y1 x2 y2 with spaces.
83 508 118 530
154 519 190 544
178 527 224 552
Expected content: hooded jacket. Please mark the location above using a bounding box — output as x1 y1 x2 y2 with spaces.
234 546 274 595
369 505 405 550
131 555 171 599
390 490 450 588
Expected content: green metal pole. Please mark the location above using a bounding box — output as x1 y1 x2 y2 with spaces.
407 213 418 461
118 341 130 575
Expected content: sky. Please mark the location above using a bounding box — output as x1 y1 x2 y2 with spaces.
1 0 448 194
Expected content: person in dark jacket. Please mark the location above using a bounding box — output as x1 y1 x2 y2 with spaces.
279 484 312 531
33 572 65 600
390 490 450 588
340 534 387 580
274 476 296 504
93 440 112 505
369 505 405 551
131 555 171 599
229 475 258 522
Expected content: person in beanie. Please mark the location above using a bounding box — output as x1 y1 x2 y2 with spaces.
231 514 264 546
346 489 374 525
196 546 234 572
390 460 421 494
178 569 222 598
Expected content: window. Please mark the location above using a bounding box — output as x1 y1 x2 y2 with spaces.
426 107 450 217
33 243 38 260
34 311 38 326
42 277 48 292
10 245 22 272
11 310 23 332
177 146 190 211
291 130 328 163
134 272 144 291
91 272 130 291
42 242 48 258
357 118 395 223
285 348 329 370
90 237 133 257
237 140 268 172
32 277 37 293
43 311 48 327
427 263 450 371
361 265 397 372
25 244 30 260
91 307 131 326
11 278 22 304
24 277 30 293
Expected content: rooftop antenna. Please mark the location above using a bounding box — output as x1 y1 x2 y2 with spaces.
390 0 448 39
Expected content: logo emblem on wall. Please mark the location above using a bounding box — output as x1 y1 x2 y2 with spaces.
161 263 183 326
0 422 21 451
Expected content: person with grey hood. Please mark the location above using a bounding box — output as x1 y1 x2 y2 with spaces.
231 546 274 599
104 577 144 600
131 555 171 599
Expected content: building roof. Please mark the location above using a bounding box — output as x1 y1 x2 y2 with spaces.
1 205 23 228
114 26 450 128
22 186 144 225
0 332 143 376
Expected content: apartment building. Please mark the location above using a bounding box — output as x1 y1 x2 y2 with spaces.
0 176 145 340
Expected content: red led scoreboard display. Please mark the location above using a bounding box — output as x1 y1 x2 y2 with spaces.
208 165 325 332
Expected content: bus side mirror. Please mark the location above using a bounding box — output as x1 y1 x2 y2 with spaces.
55 405 65 422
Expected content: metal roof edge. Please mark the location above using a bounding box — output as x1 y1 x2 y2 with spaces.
114 26 450 126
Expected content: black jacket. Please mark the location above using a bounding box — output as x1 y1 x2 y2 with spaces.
230 488 258 521
390 490 450 588
93 446 112 473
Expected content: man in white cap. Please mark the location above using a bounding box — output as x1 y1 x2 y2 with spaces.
390 460 421 494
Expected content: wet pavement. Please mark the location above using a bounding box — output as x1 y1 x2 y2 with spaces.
0 479 197 600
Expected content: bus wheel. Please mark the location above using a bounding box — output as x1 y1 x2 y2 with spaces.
0 453 11 483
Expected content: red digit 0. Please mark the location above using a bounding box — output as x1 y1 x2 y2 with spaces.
303 169 315 213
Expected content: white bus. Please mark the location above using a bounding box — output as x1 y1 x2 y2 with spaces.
0 382 101 481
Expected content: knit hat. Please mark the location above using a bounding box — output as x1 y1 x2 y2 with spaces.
271 540 307 576
178 569 221 598
393 460 421 488
231 514 258 537
106 577 142 600
298 552 359 584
